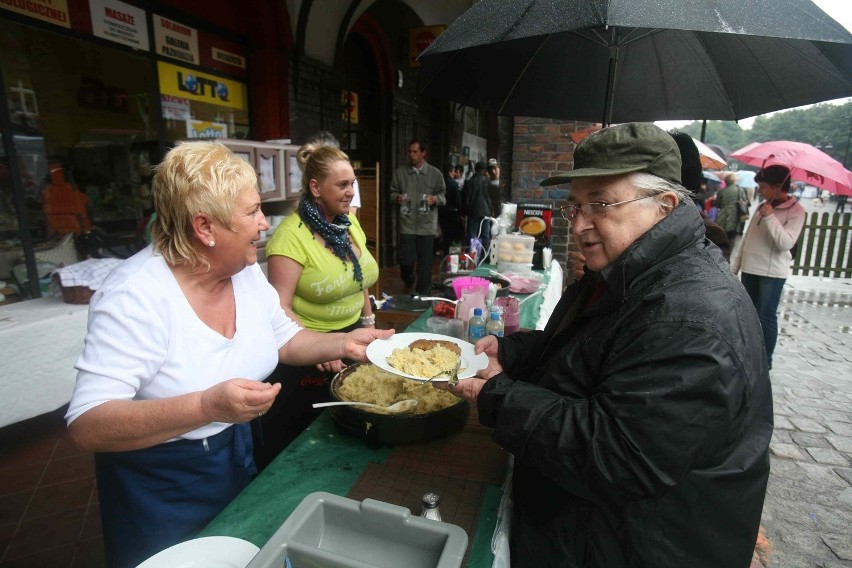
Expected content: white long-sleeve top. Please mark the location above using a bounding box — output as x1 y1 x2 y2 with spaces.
731 197 806 279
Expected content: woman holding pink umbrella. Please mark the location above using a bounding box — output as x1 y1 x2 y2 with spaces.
731 165 805 369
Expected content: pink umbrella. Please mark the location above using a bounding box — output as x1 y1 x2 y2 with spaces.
729 141 852 197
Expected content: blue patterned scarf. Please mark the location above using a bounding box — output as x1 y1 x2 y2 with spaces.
297 198 363 288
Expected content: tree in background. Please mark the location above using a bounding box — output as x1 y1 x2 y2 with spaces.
674 101 852 167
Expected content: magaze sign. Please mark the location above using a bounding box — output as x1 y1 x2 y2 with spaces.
90 0 149 51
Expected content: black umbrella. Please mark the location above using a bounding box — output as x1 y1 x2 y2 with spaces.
418 0 852 125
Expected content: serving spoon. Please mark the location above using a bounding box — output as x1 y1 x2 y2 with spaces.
312 399 419 413
413 296 458 304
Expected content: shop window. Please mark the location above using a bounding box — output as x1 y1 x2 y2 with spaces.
0 20 157 298
157 61 249 144
463 107 486 137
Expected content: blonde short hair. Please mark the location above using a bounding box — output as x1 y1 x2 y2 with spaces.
151 141 257 269
297 142 350 198
725 173 739 185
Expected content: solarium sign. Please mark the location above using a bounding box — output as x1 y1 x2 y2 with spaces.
157 61 245 111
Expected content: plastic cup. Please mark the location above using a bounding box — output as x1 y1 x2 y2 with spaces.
427 316 450 335
495 296 520 335
447 318 465 340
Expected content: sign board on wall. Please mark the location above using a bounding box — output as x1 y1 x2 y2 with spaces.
211 47 245 70
0 0 70 28
341 90 359 125
89 0 149 51
160 94 190 119
157 61 246 110
408 25 444 68
186 120 228 139
153 14 199 64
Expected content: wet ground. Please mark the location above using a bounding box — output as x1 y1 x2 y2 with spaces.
755 275 852 567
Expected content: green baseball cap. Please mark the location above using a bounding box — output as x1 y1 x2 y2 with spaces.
540 122 682 186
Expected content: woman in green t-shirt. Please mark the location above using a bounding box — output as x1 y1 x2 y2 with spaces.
260 142 379 465
267 142 378 343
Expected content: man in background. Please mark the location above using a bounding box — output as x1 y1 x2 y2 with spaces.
439 164 465 255
487 158 502 218
465 161 492 256
715 172 749 249
390 139 445 294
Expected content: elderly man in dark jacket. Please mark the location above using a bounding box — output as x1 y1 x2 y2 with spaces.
439 123 772 567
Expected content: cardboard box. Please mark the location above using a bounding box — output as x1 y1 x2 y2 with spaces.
515 202 553 247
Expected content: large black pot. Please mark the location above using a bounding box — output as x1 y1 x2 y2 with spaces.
328 364 470 448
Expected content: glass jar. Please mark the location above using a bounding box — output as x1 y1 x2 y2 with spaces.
420 492 442 521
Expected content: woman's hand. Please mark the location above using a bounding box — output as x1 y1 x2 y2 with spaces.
341 327 395 361
200 379 281 424
317 359 347 373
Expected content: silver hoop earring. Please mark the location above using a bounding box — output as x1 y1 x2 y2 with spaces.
208 240 215 247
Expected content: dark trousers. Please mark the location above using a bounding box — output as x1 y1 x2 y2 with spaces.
438 210 466 252
726 231 739 252
741 272 786 369
254 321 361 470
95 424 255 568
399 233 435 294
254 363 333 470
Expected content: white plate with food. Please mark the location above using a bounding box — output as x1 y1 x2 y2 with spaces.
366 332 488 382
135 536 259 568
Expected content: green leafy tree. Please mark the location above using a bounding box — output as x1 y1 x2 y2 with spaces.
668 101 852 167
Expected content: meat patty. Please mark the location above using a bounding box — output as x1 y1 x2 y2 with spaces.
409 338 462 356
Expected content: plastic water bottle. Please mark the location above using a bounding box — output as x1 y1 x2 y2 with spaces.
468 308 486 342
420 492 442 521
486 307 504 337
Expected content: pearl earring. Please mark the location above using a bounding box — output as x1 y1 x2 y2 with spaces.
208 240 215 247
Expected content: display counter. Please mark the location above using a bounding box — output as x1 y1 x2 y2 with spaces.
203 263 563 566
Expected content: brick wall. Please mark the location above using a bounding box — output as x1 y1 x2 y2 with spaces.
510 118 594 275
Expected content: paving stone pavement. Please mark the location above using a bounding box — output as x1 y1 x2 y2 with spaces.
758 276 852 568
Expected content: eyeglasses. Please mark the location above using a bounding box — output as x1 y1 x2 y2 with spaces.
558 195 658 221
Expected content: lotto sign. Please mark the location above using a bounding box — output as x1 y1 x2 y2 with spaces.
157 61 246 110
186 120 227 139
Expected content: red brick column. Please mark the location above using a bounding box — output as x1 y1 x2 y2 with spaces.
510 118 595 277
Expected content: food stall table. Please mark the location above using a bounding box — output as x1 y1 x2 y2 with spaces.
203 263 563 566
0 296 88 428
